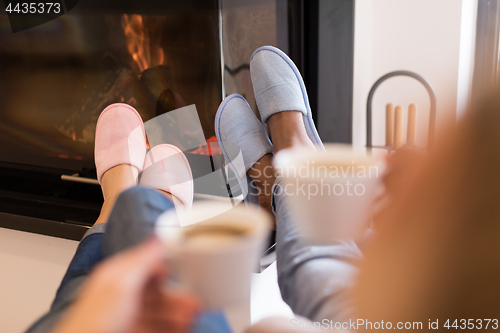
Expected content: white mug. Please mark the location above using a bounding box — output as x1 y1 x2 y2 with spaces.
155 202 271 309
273 144 380 244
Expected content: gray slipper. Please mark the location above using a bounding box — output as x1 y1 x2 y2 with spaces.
250 46 324 148
215 94 273 203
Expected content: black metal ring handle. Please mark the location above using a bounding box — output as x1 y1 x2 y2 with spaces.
366 70 437 151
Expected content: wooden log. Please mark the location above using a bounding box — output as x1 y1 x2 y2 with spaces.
394 106 404 149
407 103 417 146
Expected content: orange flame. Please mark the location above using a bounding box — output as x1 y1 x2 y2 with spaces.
122 15 165 72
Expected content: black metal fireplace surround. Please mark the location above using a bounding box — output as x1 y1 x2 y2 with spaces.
0 0 355 240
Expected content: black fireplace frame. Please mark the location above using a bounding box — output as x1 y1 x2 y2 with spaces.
287 0 354 144
0 0 355 240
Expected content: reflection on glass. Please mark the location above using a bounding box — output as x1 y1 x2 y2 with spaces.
0 5 220 170
220 0 288 115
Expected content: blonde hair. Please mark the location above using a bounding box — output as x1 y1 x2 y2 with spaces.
356 90 500 326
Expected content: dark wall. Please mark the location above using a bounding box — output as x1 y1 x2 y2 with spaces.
286 0 354 143
472 0 500 107
316 0 354 143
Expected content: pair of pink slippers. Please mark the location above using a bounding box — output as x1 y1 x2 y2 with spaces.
94 103 193 208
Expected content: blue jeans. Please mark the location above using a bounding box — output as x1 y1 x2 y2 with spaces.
25 186 230 333
272 178 365 322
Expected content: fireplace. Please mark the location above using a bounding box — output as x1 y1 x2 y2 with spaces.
0 0 354 243
0 1 222 171
0 0 291 240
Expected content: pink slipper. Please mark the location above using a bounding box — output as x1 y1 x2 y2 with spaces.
139 144 194 209
94 103 147 185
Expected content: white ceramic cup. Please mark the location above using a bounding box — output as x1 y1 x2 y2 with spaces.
155 202 271 309
273 144 380 244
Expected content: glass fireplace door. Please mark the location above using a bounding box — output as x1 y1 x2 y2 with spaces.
0 0 222 172
0 0 291 239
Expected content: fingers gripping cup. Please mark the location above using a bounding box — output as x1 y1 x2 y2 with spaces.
273 144 380 244
155 202 271 309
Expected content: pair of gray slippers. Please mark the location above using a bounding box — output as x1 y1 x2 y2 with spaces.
215 46 324 204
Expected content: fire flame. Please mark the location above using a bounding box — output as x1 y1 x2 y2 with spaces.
122 15 165 72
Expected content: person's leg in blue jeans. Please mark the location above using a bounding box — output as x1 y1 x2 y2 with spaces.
247 111 366 324
271 178 363 323
26 186 230 333
25 186 174 333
